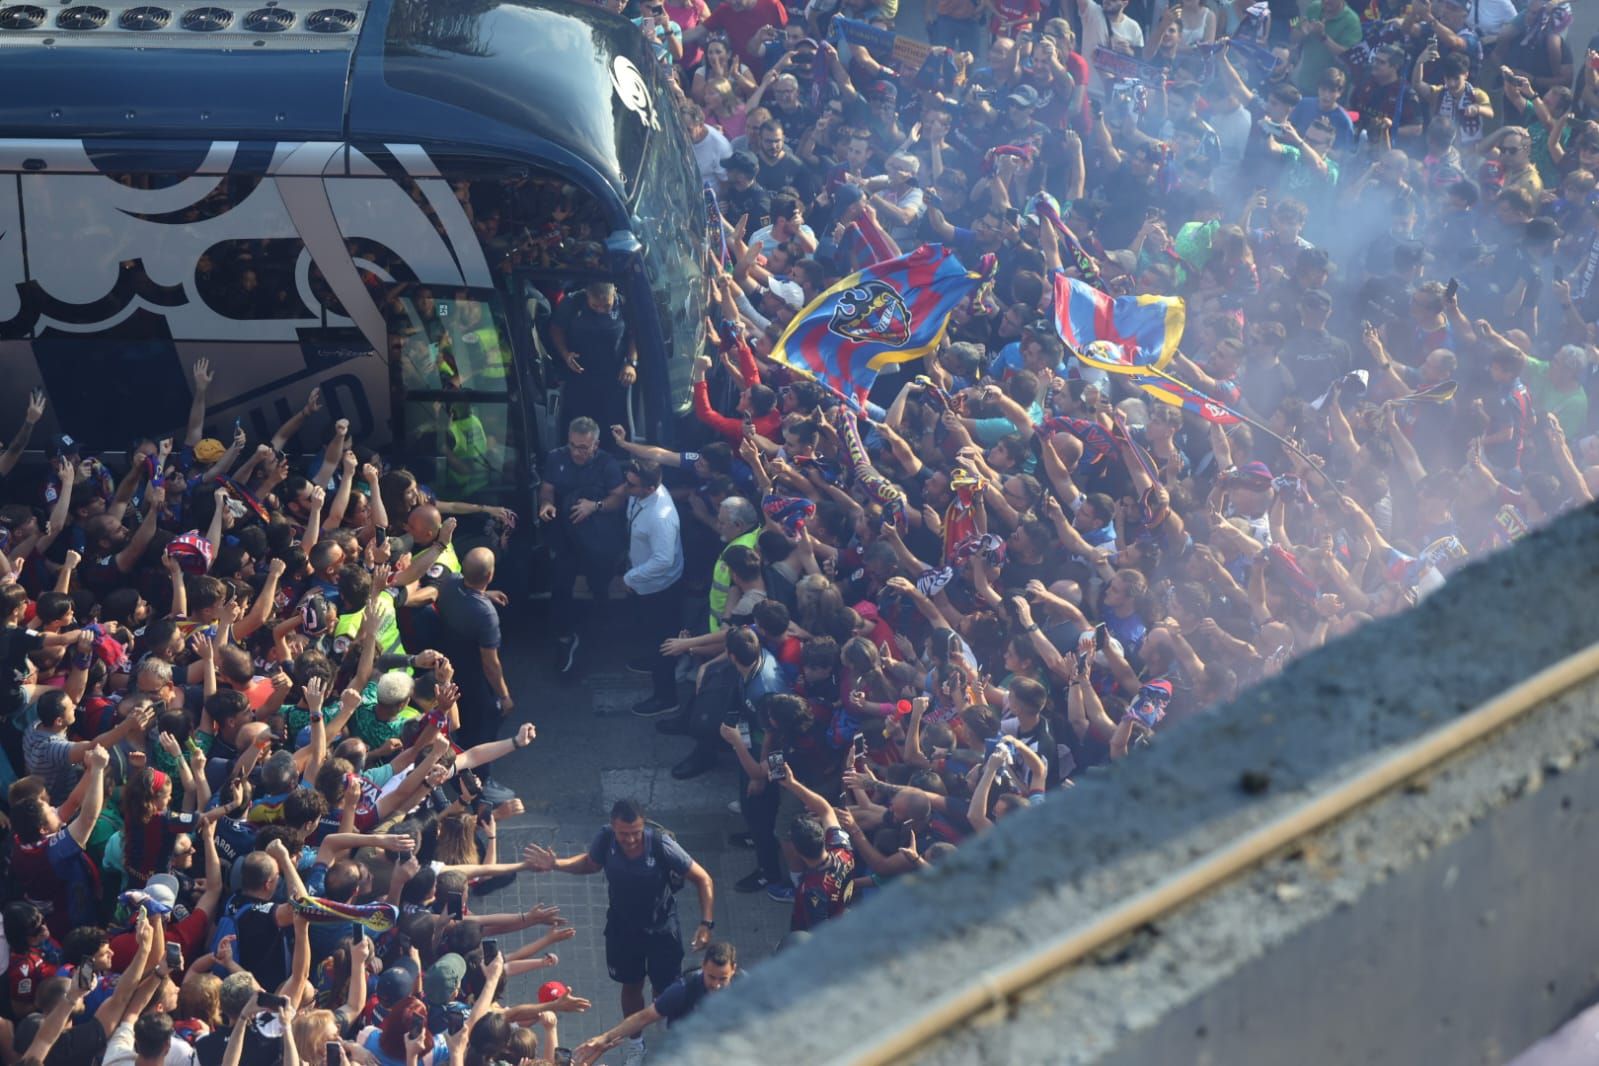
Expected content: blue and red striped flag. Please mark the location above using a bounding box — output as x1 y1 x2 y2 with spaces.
771 244 982 401
1125 370 1243 425
1052 273 1184 374
837 216 896 272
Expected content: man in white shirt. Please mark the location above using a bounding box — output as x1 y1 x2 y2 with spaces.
1076 0 1144 97
104 1011 198 1066
1466 0 1517 42
621 459 685 718
682 102 732 186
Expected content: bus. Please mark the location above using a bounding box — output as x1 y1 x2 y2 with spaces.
0 0 706 516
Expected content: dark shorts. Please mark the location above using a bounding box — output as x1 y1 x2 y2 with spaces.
604 924 684 989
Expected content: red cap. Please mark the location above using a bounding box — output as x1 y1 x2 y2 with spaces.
537 981 569 1003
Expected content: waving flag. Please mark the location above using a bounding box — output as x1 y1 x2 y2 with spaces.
1393 379 1459 405
1034 199 1101 285
1126 371 1243 425
1053 274 1184 373
772 244 983 401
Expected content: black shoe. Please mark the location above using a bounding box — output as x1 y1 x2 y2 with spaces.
558 634 582 675
733 870 772 893
671 748 717 780
655 716 692 736
728 832 754 849
626 657 653 676
631 696 678 718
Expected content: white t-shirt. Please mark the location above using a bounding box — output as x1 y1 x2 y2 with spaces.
104 1023 198 1066
691 124 733 184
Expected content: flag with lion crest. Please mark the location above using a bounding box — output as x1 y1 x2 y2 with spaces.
769 244 983 402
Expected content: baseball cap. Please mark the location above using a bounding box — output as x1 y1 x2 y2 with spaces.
868 79 898 100
193 438 227 464
145 873 181 913
833 183 865 209
725 149 759 175
423 954 467 1004
376 965 417 1006
1234 460 1274 488
765 278 805 311
1005 84 1042 109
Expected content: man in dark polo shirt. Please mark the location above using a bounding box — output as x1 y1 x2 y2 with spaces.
551 281 634 441
537 417 626 677
570 941 739 1065
435 545 510 751
523 799 716 1065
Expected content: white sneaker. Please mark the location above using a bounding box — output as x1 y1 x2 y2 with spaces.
619 1037 647 1066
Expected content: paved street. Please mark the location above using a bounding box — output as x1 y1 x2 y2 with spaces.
460 600 792 1050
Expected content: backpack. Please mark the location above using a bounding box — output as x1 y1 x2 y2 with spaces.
648 822 686 894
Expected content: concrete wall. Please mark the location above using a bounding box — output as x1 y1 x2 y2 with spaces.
655 501 1599 1066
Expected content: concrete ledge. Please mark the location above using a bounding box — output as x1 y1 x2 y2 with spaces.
656 502 1599 1065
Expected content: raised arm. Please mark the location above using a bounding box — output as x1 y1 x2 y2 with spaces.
0 389 46 479
271 386 322 452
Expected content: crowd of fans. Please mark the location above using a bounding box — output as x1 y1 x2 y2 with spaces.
0 368 639 1065
4 0 1599 1064
538 0 1599 1042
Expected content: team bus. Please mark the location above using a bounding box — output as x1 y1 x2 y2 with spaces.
0 0 706 513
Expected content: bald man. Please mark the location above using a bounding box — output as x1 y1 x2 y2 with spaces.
436 545 513 750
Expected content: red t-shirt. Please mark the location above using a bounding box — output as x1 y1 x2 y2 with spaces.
988 0 1041 35
8 946 57 1012
702 0 786 61
791 827 855 930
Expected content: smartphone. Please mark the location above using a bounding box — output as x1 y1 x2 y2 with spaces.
258 993 288 1009
1093 622 1109 653
1555 265 1567 283
409 1016 425 1041
765 751 790 781
1444 277 1459 301
445 1010 467 1035
850 732 868 770
483 939 499 964
327 1043 346 1066
444 891 465 919
75 964 96 993
399 849 415 866
165 943 183 973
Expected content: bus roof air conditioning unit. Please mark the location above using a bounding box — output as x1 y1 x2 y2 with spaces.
56 5 110 29
119 5 172 29
0 5 47 28
304 7 355 32
180 6 232 30
243 6 293 31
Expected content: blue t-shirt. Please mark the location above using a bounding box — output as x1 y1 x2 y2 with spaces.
586 826 693 932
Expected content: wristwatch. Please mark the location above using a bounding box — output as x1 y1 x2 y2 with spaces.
698 920 715 929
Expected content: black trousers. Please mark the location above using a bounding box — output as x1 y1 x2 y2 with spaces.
739 766 784 883
549 530 621 641
632 579 684 702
